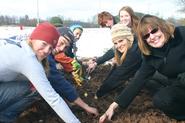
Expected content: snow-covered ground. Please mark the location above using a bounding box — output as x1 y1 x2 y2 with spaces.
0 26 113 57
77 28 112 57
0 26 33 39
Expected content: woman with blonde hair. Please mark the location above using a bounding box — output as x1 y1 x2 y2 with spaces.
95 23 142 97
87 6 141 98
87 6 139 72
97 23 141 122
0 22 80 123
99 14 185 122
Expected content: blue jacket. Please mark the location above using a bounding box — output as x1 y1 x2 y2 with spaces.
48 55 78 102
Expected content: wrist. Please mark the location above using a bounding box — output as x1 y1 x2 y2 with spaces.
83 104 90 111
92 57 97 62
109 102 118 110
93 62 97 67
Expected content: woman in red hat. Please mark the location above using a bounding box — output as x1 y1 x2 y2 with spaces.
0 22 80 123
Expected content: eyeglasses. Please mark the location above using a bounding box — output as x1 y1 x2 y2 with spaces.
142 28 159 40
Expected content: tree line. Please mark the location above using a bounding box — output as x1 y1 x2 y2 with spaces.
0 15 38 26
0 14 99 27
0 10 184 27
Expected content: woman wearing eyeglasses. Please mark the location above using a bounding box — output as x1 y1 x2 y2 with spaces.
99 14 185 122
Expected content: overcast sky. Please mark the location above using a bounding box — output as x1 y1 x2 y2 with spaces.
0 0 184 22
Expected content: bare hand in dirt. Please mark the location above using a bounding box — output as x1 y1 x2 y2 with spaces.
86 60 97 73
99 111 113 123
99 102 118 123
99 113 108 123
99 114 113 123
85 106 99 117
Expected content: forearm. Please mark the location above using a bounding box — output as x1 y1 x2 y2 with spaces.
100 102 118 122
48 55 79 102
73 97 90 111
30 77 80 122
109 102 118 111
96 48 114 65
22 64 80 122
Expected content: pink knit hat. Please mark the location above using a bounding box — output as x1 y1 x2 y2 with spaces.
30 22 60 48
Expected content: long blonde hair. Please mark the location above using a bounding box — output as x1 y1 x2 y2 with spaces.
114 46 128 65
111 23 134 65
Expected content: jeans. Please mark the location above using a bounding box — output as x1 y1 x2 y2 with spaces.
0 81 39 123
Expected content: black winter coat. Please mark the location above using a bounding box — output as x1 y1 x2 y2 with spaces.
116 26 185 109
96 37 142 97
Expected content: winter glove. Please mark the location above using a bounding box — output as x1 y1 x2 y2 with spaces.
71 59 84 86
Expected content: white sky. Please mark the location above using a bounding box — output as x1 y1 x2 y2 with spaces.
0 0 184 22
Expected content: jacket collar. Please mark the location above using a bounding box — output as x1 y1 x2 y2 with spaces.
150 38 173 58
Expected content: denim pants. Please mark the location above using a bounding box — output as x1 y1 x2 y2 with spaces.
0 81 39 123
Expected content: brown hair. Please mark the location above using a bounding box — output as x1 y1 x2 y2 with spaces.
98 11 114 27
137 14 175 55
41 58 50 75
119 6 139 33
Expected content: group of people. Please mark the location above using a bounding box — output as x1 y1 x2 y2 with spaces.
89 6 185 123
0 5 185 123
0 21 98 123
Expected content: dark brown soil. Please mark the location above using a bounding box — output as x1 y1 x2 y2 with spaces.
16 64 185 123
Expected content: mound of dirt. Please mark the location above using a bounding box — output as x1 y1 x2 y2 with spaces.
16 64 185 123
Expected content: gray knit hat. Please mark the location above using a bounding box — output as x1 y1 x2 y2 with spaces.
57 27 75 43
111 23 134 47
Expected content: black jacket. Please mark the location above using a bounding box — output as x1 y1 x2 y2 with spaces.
96 37 142 97
96 48 114 65
116 26 185 109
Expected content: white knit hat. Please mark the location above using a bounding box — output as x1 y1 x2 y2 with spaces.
111 23 134 47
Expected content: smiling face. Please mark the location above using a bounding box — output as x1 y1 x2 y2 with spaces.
113 38 128 53
105 19 114 28
54 36 70 53
144 27 166 48
31 40 53 61
73 28 83 40
119 10 132 27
